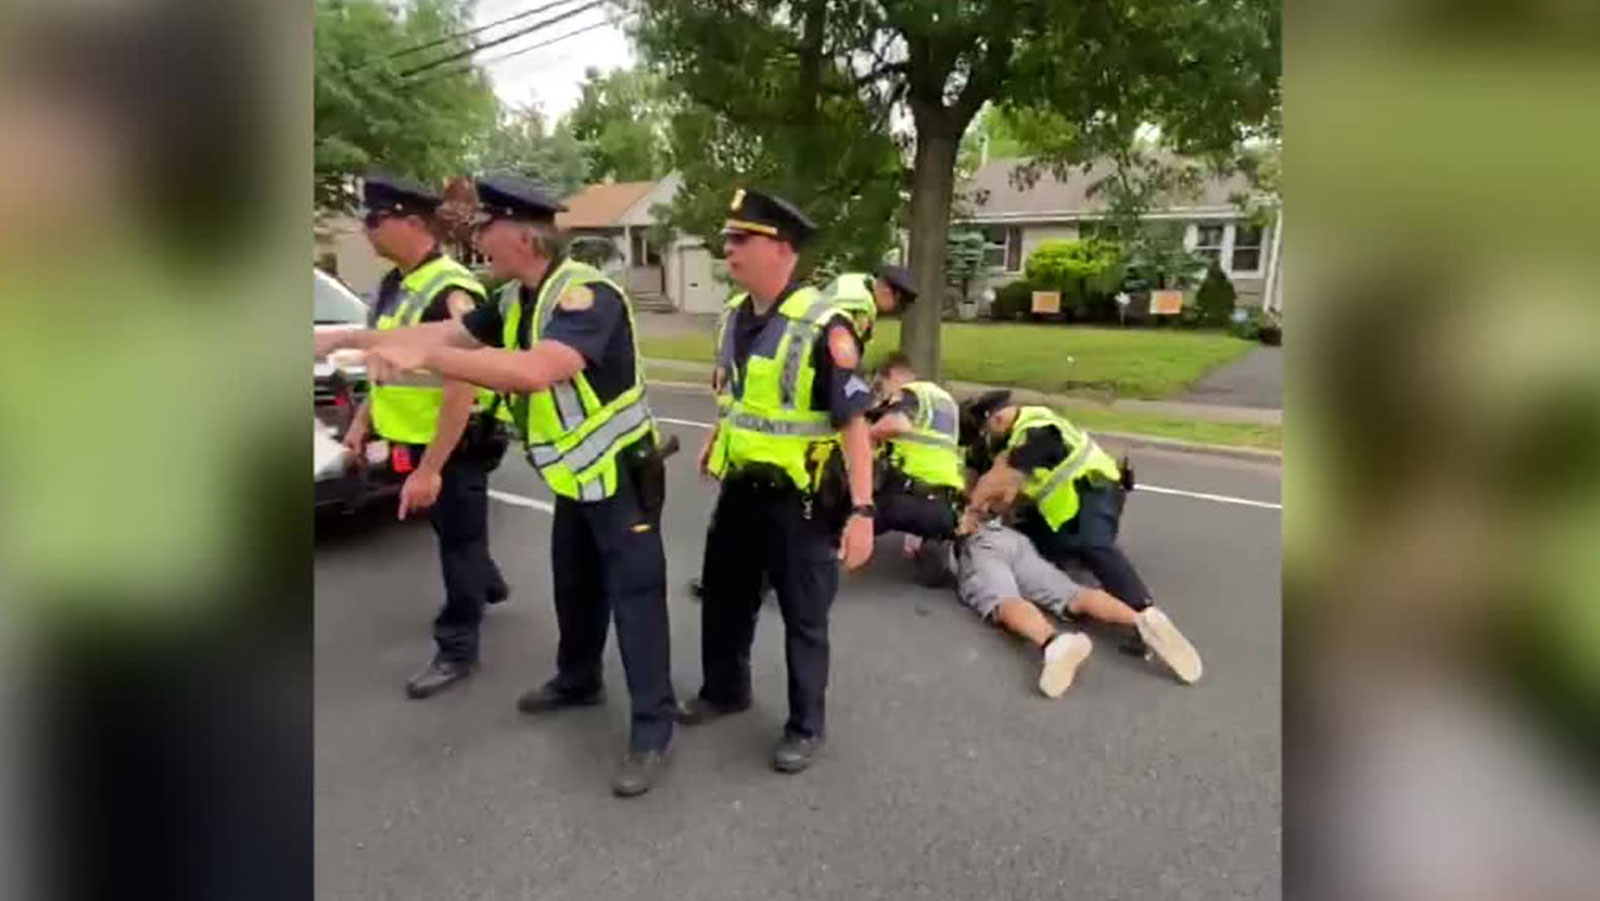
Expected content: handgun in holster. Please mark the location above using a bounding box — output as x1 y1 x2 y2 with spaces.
811 445 850 536
1119 455 1136 492
623 431 680 526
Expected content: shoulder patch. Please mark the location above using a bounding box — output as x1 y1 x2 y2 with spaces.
827 324 860 369
558 284 595 312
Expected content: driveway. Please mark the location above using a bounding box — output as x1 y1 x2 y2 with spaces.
1179 346 1282 410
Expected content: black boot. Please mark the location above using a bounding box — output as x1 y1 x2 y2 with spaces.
487 580 510 605
516 679 604 714
773 732 823 774
611 747 671 798
405 658 475 700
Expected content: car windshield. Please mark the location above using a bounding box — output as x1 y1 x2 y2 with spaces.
314 270 368 324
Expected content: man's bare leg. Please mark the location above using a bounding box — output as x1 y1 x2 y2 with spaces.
992 600 1092 698
1063 589 1203 684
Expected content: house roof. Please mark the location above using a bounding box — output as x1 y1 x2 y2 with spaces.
557 181 656 229
959 157 1255 222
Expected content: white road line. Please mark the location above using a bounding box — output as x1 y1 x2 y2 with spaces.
487 417 1282 514
1131 484 1281 510
487 489 553 513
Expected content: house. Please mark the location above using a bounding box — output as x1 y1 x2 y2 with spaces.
955 158 1283 312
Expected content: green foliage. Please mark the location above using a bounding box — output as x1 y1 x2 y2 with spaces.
467 106 588 197
1195 263 1238 327
1023 239 1127 318
992 280 1035 321
1229 305 1266 341
314 0 498 212
946 231 986 298
634 2 904 275
565 66 671 182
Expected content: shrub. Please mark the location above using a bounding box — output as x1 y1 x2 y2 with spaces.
991 280 1034 320
1229 306 1265 341
1194 263 1237 327
1023 238 1126 320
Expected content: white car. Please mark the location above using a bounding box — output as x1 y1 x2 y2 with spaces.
314 269 400 512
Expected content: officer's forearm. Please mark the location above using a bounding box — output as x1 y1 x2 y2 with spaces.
334 320 467 351
868 413 911 444
841 416 874 506
419 380 475 474
421 341 583 394
968 462 1025 514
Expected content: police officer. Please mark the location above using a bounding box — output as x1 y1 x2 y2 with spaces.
960 391 1154 654
684 262 917 598
338 172 509 700
317 173 676 797
867 352 965 586
678 189 877 774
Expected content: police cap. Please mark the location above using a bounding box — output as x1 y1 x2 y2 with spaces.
361 171 442 217
473 173 568 225
723 188 816 247
875 263 918 303
962 389 1014 425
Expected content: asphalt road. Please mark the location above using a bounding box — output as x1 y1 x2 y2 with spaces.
315 385 1282 901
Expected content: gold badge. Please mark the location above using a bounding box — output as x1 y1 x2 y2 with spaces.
729 188 745 210
558 285 595 311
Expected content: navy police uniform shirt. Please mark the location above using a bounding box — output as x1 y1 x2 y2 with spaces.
461 258 637 403
1005 426 1071 472
725 280 873 427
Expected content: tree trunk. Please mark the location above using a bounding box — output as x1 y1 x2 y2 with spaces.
902 120 960 379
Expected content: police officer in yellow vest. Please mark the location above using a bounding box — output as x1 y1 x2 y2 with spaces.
679 189 878 774
867 352 965 585
317 174 676 797
340 172 509 700
960 390 1157 656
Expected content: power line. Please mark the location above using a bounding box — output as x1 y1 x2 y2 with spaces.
411 15 623 85
383 0 585 62
399 0 606 77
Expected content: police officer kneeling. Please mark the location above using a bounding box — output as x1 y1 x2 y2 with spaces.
681 189 877 774
341 172 510 700
317 174 676 797
867 352 966 586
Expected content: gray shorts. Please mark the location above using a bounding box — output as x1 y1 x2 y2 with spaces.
955 522 1083 620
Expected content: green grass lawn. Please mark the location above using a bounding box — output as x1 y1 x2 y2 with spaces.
639 319 1257 400
1062 405 1282 451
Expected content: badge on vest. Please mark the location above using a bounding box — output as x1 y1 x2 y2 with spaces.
558 285 594 311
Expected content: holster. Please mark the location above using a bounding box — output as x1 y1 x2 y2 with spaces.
458 412 510 472
813 447 850 536
622 435 668 526
1119 455 1136 492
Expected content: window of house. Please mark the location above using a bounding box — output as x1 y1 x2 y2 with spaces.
1230 224 1265 275
982 225 1021 272
1192 223 1227 267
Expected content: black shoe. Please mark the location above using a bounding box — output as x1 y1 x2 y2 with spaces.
405 659 474 700
1119 629 1151 658
674 696 750 726
913 539 957 588
687 577 704 599
611 747 670 798
773 733 823 773
487 581 510 605
516 679 604 714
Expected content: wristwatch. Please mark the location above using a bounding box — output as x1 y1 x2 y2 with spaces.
850 503 877 518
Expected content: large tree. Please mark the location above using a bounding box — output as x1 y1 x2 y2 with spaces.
630 2 906 277
314 0 498 212
631 0 1279 376
564 66 672 182
469 104 590 197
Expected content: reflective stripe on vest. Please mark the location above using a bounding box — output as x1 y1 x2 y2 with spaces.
499 259 653 502
1006 406 1120 529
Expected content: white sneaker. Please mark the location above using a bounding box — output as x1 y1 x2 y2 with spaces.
1038 632 1093 698
1135 608 1203 684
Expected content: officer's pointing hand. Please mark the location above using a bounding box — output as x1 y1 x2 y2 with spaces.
397 468 443 520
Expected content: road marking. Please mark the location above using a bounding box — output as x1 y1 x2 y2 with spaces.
487 489 553 513
1128 484 1281 510
487 418 1282 514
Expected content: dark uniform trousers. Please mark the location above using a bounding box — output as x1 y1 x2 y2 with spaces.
1017 479 1152 609
549 473 676 752
428 452 506 664
699 476 839 740
874 476 961 540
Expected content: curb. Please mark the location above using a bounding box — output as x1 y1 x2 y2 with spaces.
643 377 1282 463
